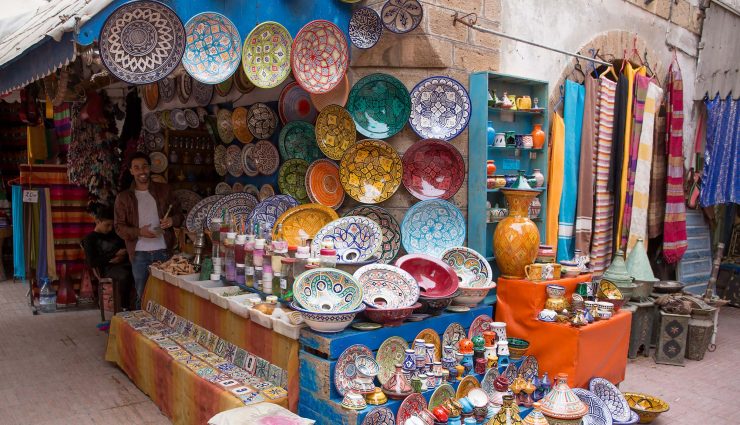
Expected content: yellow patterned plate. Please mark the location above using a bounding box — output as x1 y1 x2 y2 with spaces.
456 375 481 399
598 279 624 300
315 104 356 160
340 139 402 204
272 203 339 246
232 107 253 144
414 328 441 361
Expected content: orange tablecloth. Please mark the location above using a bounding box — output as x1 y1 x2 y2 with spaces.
495 275 631 387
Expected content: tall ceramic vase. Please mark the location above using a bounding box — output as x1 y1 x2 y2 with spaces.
494 188 541 278
531 124 545 149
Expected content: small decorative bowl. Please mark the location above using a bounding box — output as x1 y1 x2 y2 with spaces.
624 392 669 423
561 265 581 278
601 297 626 312
452 285 496 307
364 302 422 327
290 302 365 333
416 292 458 316
395 254 459 299
538 309 557 322
507 337 529 359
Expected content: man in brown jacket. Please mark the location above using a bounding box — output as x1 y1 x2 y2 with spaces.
114 152 182 308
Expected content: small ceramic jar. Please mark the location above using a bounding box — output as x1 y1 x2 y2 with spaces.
596 301 614 320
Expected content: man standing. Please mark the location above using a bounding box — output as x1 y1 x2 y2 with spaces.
115 152 182 308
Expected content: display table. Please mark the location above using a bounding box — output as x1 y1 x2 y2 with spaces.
495 275 631 388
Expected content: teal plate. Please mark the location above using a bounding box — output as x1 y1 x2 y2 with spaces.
278 121 323 162
346 73 411 139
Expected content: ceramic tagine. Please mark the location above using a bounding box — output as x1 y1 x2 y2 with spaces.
489 394 522 425
522 402 550 425
538 373 587 425
625 238 658 299
602 250 637 300
382 363 413 399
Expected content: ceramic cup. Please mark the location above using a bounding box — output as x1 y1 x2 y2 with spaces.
514 134 525 148
525 263 561 281
521 135 534 148
494 133 506 147
596 301 614 320
505 131 516 146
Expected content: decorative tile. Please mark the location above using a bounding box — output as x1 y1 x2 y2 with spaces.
239 392 265 405
261 386 288 400
255 358 269 380
245 353 257 375
218 379 238 387
268 364 282 386
233 349 247 368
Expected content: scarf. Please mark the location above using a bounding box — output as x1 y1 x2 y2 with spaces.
621 74 649 249
546 113 565 248
575 76 599 256
647 93 667 239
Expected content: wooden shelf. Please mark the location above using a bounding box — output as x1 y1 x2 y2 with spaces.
488 146 544 152
488 107 546 116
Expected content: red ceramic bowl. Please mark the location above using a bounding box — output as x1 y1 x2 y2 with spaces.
364 303 422 327
395 254 459 298
402 139 465 201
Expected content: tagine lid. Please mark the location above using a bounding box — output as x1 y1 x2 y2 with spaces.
501 170 540 195
539 373 588 420
601 250 634 286
523 402 550 425
625 238 658 282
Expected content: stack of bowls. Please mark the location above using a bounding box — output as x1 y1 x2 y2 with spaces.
354 264 421 327
290 268 365 333
441 246 496 307
395 254 460 315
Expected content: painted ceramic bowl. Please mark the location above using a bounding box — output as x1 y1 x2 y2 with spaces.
395 254 459 299
624 392 669 424
292 268 363 313
452 286 495 307
339 139 402 204
354 264 420 309
291 20 349 94
440 246 493 288
402 138 465 200
182 12 241 84
507 338 529 359
600 297 625 312
538 309 557 322
416 293 458 316
311 216 383 263
364 302 422 327
290 301 364 333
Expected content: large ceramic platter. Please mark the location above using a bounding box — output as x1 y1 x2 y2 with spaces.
349 7 383 49
214 144 227 176
311 216 382 263
340 139 402 204
310 74 350 112
158 77 176 103
278 159 310 204
354 264 419 308
185 195 222 232
362 407 395 425
99 1 185 84
241 144 259 177
215 182 232 196
192 80 214 106
279 121 323 163
334 344 373 397
589 377 632 423
232 107 254 144
306 159 344 209
442 322 466 350
205 192 259 231
573 388 614 425
397 393 427 425
429 383 455 410
252 140 280 175
293 268 363 313
315 104 357 160
409 76 471 141
346 73 411 139
172 189 202 215
518 355 539 383
247 195 299 234
291 20 349 94
402 138 465 200
456 375 481 399
149 152 167 174
183 12 241 84
279 82 319 124
343 205 401 264
481 367 499 402
401 199 465 257
242 21 292 89
272 203 339 246
441 246 493 288
414 328 441 361
468 314 493 339
375 336 409 386
178 73 193 103
226 144 243 177
143 83 159 110
247 103 278 140
381 0 423 34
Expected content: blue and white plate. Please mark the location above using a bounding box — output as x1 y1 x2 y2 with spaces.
354 264 419 309
343 205 401 264
409 76 471 141
247 195 299 234
206 192 259 230
361 406 396 425
349 7 383 49
517 355 539 383
573 388 614 425
311 216 383 263
183 12 242 84
613 411 639 425
293 268 363 313
589 377 632 423
401 199 465 257
185 195 222 232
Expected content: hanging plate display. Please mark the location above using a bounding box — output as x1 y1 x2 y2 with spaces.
247 195 299 233
242 21 292 89
215 76 233 97
375 336 409 386
144 83 159 110
346 73 411 139
349 7 383 49
361 407 395 425
206 192 259 231
311 216 383 263
243 184 260 198
354 263 419 308
310 74 350 112
178 73 192 103
247 103 278 140
589 377 631 423
278 159 310 204
171 109 188 130
414 328 441 360
402 138 465 200
343 205 401 264
185 195 223 232
226 145 243 177
315 104 356 160
441 246 493 288
234 67 256 94
259 184 275 201
339 139 402 204
99 1 185 84
291 20 349 94
456 376 481 400
429 383 455 410
149 152 168 174
334 344 373 396
144 132 164 152
272 203 339 246
143 112 161 133
214 145 227 176
442 322 466 350
305 159 344 209
184 109 199 128
401 199 465 257
397 393 428 425
252 140 280 175
279 82 319 124
182 12 241 84
279 121 322 163
215 182 233 195
217 109 234 144
409 76 471 141
573 388 614 425
241 144 259 177
232 107 254 144
467 314 493 339
158 77 176 103
381 0 424 34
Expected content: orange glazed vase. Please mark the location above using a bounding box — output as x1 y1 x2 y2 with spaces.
531 124 545 149
493 188 541 278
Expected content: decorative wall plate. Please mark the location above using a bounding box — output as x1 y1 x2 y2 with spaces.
143 112 161 133
234 67 256 94
311 216 383 263
215 76 233 97
242 21 292 89
361 407 396 425
279 82 318 124
305 159 344 209
182 12 240 84
456 375 481 399
232 182 243 193
518 355 539 383
215 182 233 195
401 199 465 257
334 344 373 397
214 145 227 176
226 145 243 177
293 268 363 313
144 83 159 110
349 7 383 49
381 0 423 34
402 138 465 200
340 139 402 204
99 1 185 84
354 264 419 308
149 152 168 174
346 73 411 139
429 383 455 410
503 364 518 386
243 184 260 198
279 121 322 163
178 73 192 103
272 203 339 246
173 189 202 214
414 328 441 360
171 108 188 130
468 314 493 339
217 109 234 144
278 159 310 204
481 367 499 401
231 107 251 143
252 140 280 175
396 254 458 298
206 192 259 231
185 195 222 232
310 74 350 112
315 104 357 160
589 377 631 422
573 388 614 425
247 194 299 233
247 103 277 140
184 109 200 128
192 80 214 106
144 132 164 152
291 20 349 94
259 184 275 201
442 322 466 350
241 144 259 177
158 77 176 103
441 246 493 288
409 76 471 141
375 336 409 386
397 393 428 425
343 205 401 264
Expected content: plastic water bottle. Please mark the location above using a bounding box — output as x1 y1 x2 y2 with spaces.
38 277 57 313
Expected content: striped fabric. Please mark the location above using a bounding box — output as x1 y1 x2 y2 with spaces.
647 101 667 238
53 103 72 159
575 76 600 256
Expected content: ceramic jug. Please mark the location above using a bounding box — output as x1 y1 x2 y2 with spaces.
501 92 513 109
516 96 532 110
531 124 546 149
487 160 497 176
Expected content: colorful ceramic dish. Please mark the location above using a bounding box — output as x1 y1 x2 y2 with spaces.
442 322 466 350
184 109 200 128
517 355 539 382
409 76 471 141
573 388 614 425
158 77 176 103
231 107 254 144
259 184 275 201
293 267 363 313
364 302 421 328
468 314 493 339
354 264 419 309
279 121 323 163
315 104 357 160
310 74 350 112
481 367 499 402
291 20 349 94
623 392 669 424
231 182 243 193
290 301 364 334
149 152 167 174
243 184 260 198
395 254 459 300
589 377 632 423
178 73 192 103
272 203 339 247
456 376 481 399
375 336 409 386
183 12 241 84
305 159 345 209
279 82 318 124
205 192 258 231
240 144 259 177
144 132 164 152
215 182 232 196
217 109 234 144
343 205 401 264
247 102 277 140
143 83 159 110
226 144 243 177
214 145 227 176
215 76 233 97
349 7 383 49
361 407 395 425
242 21 292 89
311 216 383 262
397 393 428 425
414 328 441 361
441 246 493 288
192 79 214 106
381 0 424 34
251 140 280 175
247 194 299 233
401 199 465 257
402 138 465 200
346 73 411 139
339 139 402 204
185 195 222 232
278 159 310 204
429 383 455 409
334 344 373 397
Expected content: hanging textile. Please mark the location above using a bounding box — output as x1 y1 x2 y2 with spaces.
609 74 628 247
546 113 566 248
557 80 586 262
647 91 667 239
575 76 599 256
701 95 739 206
663 63 690 263
11 185 26 280
27 124 47 162
53 103 72 161
590 77 617 276
615 63 641 248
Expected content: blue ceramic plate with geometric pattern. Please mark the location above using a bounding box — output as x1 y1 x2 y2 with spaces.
183 12 241 84
401 199 465 258
311 216 383 263
409 76 471 141
573 388 614 425
343 205 401 264
589 377 631 423
361 406 395 425
293 268 363 313
346 73 411 139
247 195 299 234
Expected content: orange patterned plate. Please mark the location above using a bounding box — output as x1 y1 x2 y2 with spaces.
144 83 159 110
456 375 481 399
315 104 356 160
339 139 402 204
272 203 339 246
414 328 441 361
231 107 253 144
305 159 345 209
310 74 350 112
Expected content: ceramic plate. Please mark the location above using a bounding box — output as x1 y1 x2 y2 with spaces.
215 76 233 97
247 103 277 140
149 152 167 174
232 182 243 193
305 159 344 209
349 7 383 49
481 367 499 401
311 216 382 262
340 139 402 204
158 78 176 103
361 407 395 425
315 104 357 160
352 322 381 331
192 80 214 106
215 182 232 195
171 108 188 130
429 383 455 410
441 247 493 288
252 140 280 175
518 355 539 383
99 1 185 84
279 121 323 163
468 314 493 339
144 132 164 152
144 83 159 110
414 328 441 361
355 264 419 309
278 159 310 204
375 336 409 386
183 12 241 84
589 377 632 422
402 139 465 200
184 109 200 128
217 109 234 144
247 194 299 233
241 144 259 177
343 205 401 264
334 344 373 397
409 76 471 141
259 184 275 201
346 73 411 139
291 20 349 94
310 74 350 112
242 21 292 89
442 322 466 351
503 363 518 385
401 199 465 257
185 195 222 232
234 66 256 94
206 192 259 231
397 393 427 425
226 145 243 177
573 388 614 425
381 0 423 34
272 204 339 247
231 107 253 144
293 268 363 313
456 375 481 399
178 74 193 103
214 145 227 176
173 189 202 214
244 184 260 198
279 82 319 124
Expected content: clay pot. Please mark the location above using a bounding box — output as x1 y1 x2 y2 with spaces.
531 124 545 149
493 188 541 278
487 160 497 176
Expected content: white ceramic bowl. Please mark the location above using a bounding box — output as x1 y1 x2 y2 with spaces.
290 302 365 333
293 268 364 313
452 284 496 307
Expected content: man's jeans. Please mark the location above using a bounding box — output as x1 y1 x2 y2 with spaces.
132 249 169 309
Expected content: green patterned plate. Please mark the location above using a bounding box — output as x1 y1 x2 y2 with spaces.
278 159 310 204
429 383 455 409
242 21 292 89
346 73 411 139
279 121 323 162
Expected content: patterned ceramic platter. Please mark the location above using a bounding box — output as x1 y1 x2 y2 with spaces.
305 159 344 209
158 77 176 103
343 205 401 264
241 144 259 177
310 74 350 112
178 73 192 102
340 139 402 204
429 383 455 410
247 195 299 233
206 192 259 231
185 195 222 232
279 82 319 124
252 140 280 175
291 20 349 94
234 66 256 94
311 216 383 262
226 145 243 177
214 145 227 176
172 189 202 214
99 1 185 84
217 109 235 144
279 121 322 163
259 184 275 201
247 103 278 140
414 328 441 361
503 363 518 385
192 80 214 106
481 367 499 401
346 73 411 139
171 108 188 130
278 159 310 204
456 375 481 399
144 83 159 110
375 336 409 386
184 109 200 128
397 393 428 425
242 21 292 89
144 132 164 152
349 7 383 49
293 268 363 313
573 388 614 425
589 377 632 422
361 407 396 425
402 139 465 200
215 182 233 195
315 104 357 160
354 264 419 308
401 199 465 257
232 182 243 193
409 76 471 141
182 12 241 84
442 322 466 350
273 203 339 247
215 76 233 97
441 247 493 288
149 152 167 174
244 184 260 198
381 0 423 34
334 344 373 397
468 314 493 339
518 355 539 383
232 107 252 143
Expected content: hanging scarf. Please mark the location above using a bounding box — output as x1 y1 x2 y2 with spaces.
647 91 667 239
701 96 739 205
546 113 565 248
11 185 26 280
575 76 599 256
